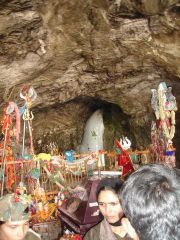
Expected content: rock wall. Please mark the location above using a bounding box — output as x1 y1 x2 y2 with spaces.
0 0 179 165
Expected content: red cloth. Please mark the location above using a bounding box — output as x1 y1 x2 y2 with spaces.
2 114 12 144
115 139 134 177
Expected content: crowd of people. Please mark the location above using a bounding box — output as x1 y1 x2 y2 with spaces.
0 163 180 240
84 163 180 240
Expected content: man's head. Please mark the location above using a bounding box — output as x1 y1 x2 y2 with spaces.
0 219 29 240
0 193 30 240
121 164 180 240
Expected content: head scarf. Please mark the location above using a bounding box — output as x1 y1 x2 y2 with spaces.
0 193 29 222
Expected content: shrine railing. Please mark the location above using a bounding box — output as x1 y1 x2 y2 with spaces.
0 149 151 196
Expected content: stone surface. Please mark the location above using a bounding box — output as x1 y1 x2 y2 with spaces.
0 0 179 165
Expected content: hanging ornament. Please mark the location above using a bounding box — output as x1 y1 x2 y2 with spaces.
6 102 21 144
20 85 36 158
20 86 37 109
151 82 177 166
30 168 41 180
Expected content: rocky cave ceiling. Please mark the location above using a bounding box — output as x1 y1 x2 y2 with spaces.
0 0 179 165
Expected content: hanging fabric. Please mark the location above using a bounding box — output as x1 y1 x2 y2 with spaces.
115 139 134 177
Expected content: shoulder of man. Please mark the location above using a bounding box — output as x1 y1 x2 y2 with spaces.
25 229 41 240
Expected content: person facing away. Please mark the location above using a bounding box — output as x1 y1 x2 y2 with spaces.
83 177 134 240
0 193 40 240
120 163 180 240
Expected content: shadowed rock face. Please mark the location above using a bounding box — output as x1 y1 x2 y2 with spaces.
0 0 179 165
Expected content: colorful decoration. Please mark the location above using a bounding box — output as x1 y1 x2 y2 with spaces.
56 188 71 207
15 182 28 196
120 137 131 150
65 150 75 163
6 102 21 144
64 154 97 176
32 183 57 223
34 184 47 204
0 102 21 195
34 153 52 162
61 234 82 240
20 85 37 108
20 85 37 157
40 158 66 189
115 139 134 177
30 168 41 180
151 82 177 166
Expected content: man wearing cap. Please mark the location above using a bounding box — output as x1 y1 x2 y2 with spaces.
0 193 40 240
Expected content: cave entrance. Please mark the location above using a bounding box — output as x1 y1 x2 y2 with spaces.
73 96 134 151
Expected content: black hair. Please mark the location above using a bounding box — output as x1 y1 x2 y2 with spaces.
121 164 180 240
96 177 123 201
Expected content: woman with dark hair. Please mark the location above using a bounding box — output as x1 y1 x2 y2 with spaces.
0 193 40 240
83 177 134 240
